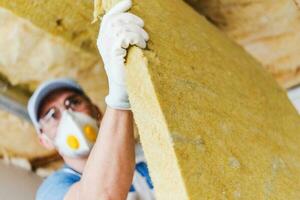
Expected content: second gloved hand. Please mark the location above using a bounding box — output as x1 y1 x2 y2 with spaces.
97 0 149 110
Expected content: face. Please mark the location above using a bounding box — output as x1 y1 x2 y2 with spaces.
37 88 102 149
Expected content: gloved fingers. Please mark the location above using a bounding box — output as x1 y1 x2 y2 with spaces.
113 47 127 58
127 32 147 49
103 24 148 47
110 12 144 28
116 31 147 49
98 24 148 64
130 34 147 49
112 37 129 55
106 0 132 16
112 34 131 50
114 24 149 42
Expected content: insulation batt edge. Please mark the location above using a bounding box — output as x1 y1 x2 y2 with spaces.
96 0 300 199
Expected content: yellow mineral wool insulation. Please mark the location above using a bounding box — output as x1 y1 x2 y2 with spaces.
0 0 99 54
183 0 300 89
97 0 300 199
0 109 54 160
93 0 104 23
0 8 108 111
93 0 121 22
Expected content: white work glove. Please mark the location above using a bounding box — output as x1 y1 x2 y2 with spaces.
97 0 149 110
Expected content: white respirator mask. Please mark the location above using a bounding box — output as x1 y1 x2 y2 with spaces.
51 110 99 158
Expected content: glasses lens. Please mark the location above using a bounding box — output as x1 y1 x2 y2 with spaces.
39 94 89 126
40 107 59 124
64 94 87 110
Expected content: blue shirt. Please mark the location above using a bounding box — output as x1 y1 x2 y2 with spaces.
36 161 154 200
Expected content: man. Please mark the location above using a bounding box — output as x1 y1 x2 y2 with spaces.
27 0 154 199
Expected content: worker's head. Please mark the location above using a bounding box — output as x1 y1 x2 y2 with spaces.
27 78 102 158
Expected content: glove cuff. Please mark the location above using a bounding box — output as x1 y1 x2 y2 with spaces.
105 95 131 110
105 80 131 110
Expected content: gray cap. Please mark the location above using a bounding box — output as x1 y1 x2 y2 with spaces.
27 78 84 134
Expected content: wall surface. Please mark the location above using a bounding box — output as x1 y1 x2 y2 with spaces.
0 161 42 200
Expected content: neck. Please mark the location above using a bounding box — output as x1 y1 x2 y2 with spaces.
62 154 88 173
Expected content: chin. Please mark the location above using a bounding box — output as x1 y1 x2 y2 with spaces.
80 153 90 159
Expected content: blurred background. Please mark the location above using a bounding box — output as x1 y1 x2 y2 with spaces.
0 0 299 198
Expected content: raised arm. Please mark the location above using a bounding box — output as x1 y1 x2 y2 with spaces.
64 0 149 199
82 108 135 199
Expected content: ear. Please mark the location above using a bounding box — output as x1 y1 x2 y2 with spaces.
38 133 56 150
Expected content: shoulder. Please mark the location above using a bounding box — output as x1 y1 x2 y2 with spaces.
36 167 81 200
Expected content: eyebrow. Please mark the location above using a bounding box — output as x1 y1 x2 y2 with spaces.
66 93 81 100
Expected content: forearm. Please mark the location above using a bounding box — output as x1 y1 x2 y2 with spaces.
66 1 148 199
79 107 135 199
